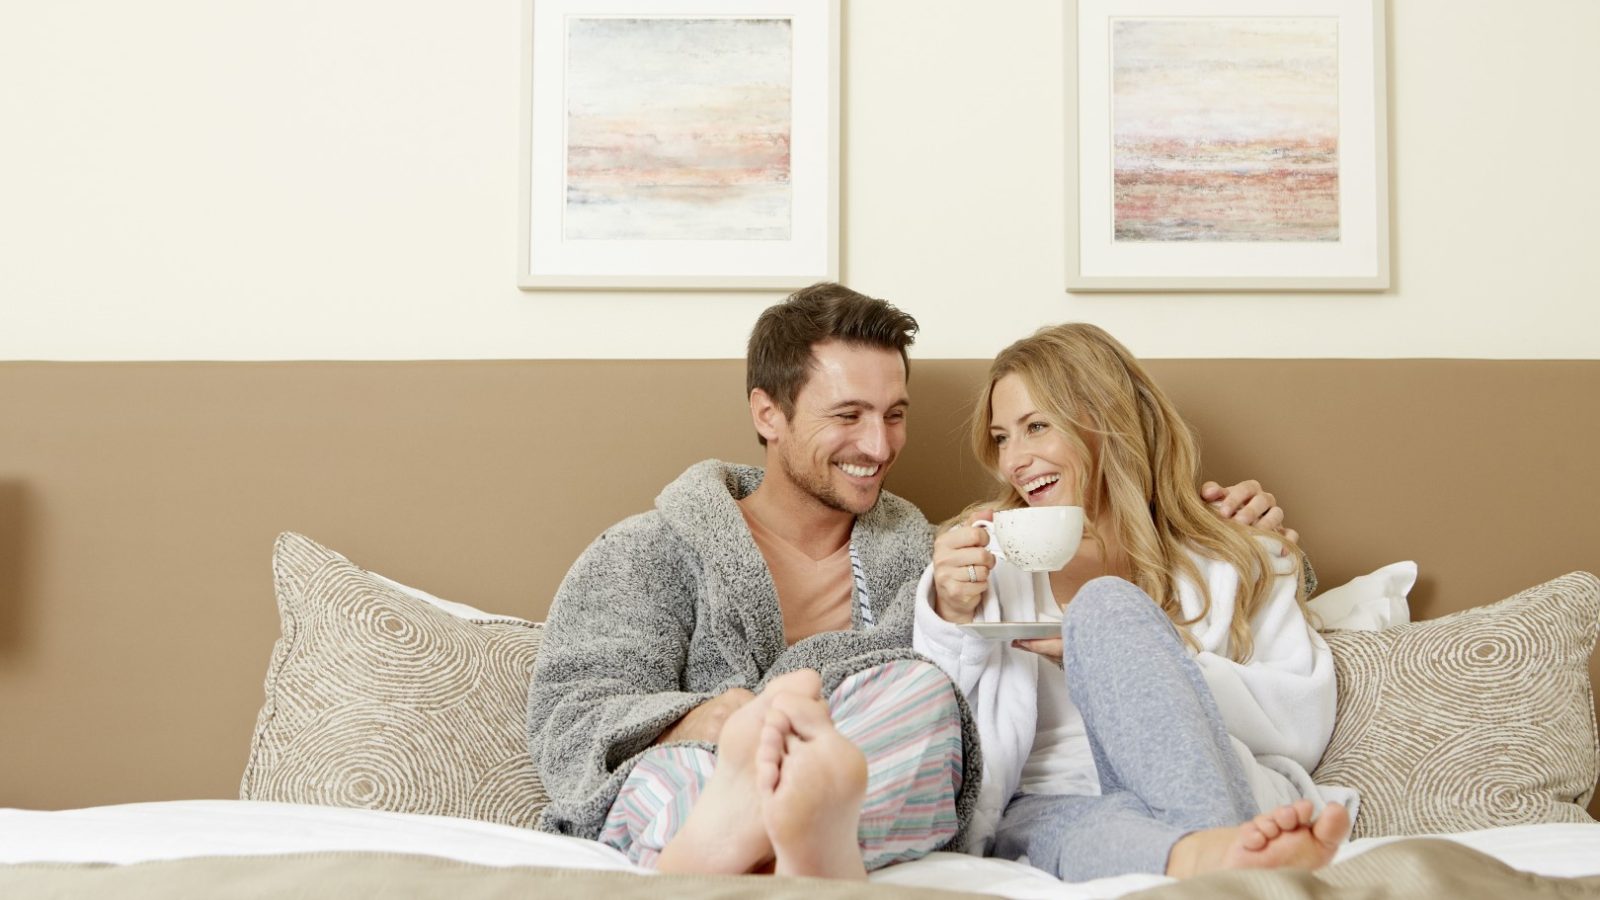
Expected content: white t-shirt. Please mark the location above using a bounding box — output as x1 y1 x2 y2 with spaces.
1018 658 1099 795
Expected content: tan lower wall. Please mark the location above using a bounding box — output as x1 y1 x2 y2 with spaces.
1 359 1597 814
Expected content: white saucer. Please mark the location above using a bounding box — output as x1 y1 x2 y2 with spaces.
956 622 1061 641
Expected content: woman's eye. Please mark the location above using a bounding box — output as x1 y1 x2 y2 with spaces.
992 434 1007 447
1027 421 1048 434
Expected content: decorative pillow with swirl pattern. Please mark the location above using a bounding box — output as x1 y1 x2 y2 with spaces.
240 532 548 828
1313 571 1600 837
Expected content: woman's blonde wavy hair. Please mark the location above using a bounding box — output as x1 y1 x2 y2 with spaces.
966 322 1306 663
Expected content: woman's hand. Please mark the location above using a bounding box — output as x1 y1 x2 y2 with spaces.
1012 637 1063 666
932 511 997 623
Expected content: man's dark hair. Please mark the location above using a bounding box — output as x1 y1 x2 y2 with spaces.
746 282 919 446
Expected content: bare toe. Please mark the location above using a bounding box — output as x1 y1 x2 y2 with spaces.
1269 804 1298 832
1254 810 1280 839
767 692 835 740
764 668 822 699
1292 799 1315 828
1239 822 1268 851
756 718 785 794
1312 803 1351 846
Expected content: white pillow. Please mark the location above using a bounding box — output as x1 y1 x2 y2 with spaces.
369 572 535 626
1308 561 1416 631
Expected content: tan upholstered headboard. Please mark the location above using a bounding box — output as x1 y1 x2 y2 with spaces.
0 359 1596 813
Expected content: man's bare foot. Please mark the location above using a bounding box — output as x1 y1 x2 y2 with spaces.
757 692 869 880
1166 800 1350 879
655 669 823 875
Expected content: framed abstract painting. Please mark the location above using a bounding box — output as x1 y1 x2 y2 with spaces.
518 0 839 290
1066 0 1390 291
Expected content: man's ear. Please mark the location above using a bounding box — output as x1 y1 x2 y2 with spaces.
750 388 786 444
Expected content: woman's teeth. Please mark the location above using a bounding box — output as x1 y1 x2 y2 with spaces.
1023 474 1059 495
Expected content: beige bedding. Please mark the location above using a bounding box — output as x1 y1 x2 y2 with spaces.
0 851 978 900
1129 838 1600 899
5 840 1598 900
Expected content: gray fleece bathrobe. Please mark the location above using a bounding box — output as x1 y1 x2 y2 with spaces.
527 459 982 849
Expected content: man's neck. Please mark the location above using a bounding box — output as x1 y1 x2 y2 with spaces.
741 476 855 562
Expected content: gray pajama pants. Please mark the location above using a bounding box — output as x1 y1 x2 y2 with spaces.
991 576 1258 881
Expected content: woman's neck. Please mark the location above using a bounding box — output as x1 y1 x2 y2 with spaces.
1045 532 1129 610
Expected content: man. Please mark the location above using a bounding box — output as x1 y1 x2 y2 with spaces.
527 283 1290 879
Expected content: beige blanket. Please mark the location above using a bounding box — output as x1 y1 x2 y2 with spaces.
0 852 979 900
3 840 1596 899
1130 838 1600 900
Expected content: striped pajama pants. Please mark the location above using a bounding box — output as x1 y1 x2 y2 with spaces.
599 659 964 871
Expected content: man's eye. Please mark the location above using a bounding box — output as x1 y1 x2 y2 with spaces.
887 411 906 423
837 413 859 422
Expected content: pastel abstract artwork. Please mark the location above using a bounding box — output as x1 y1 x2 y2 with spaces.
1112 17 1340 242
564 17 793 242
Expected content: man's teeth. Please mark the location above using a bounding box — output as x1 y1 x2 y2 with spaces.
838 463 879 478
1022 474 1059 493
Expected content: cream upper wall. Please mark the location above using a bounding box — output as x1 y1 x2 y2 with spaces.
2 1 1596 361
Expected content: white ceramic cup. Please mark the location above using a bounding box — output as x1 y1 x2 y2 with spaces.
976 506 1085 573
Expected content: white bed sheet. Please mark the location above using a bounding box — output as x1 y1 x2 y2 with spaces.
2 800 1596 899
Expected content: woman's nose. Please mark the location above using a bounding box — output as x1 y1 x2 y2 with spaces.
999 442 1025 473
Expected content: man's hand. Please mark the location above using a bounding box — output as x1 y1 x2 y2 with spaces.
654 687 757 746
1200 479 1299 546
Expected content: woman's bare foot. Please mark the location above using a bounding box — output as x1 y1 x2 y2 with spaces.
1166 800 1350 879
757 692 869 880
656 669 823 875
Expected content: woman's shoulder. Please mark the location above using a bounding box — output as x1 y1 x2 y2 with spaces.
1181 536 1296 578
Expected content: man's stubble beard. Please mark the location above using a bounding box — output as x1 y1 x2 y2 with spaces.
777 443 878 517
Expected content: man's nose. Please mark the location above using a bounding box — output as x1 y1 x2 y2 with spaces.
858 419 890 460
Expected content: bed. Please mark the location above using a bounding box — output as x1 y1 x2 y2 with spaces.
3 532 1595 898
3 799 1598 898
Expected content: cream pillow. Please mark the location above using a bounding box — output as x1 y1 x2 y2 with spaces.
1314 571 1600 837
240 533 548 828
1308 561 1416 631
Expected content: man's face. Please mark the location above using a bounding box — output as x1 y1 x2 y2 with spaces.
767 340 909 517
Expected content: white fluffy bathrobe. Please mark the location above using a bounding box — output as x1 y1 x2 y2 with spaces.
913 541 1357 854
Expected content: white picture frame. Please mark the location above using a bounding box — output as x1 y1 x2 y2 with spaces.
1066 0 1390 291
518 0 840 290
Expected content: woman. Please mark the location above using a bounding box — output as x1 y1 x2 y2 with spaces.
912 323 1354 881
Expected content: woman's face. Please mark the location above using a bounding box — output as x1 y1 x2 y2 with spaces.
988 373 1085 508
